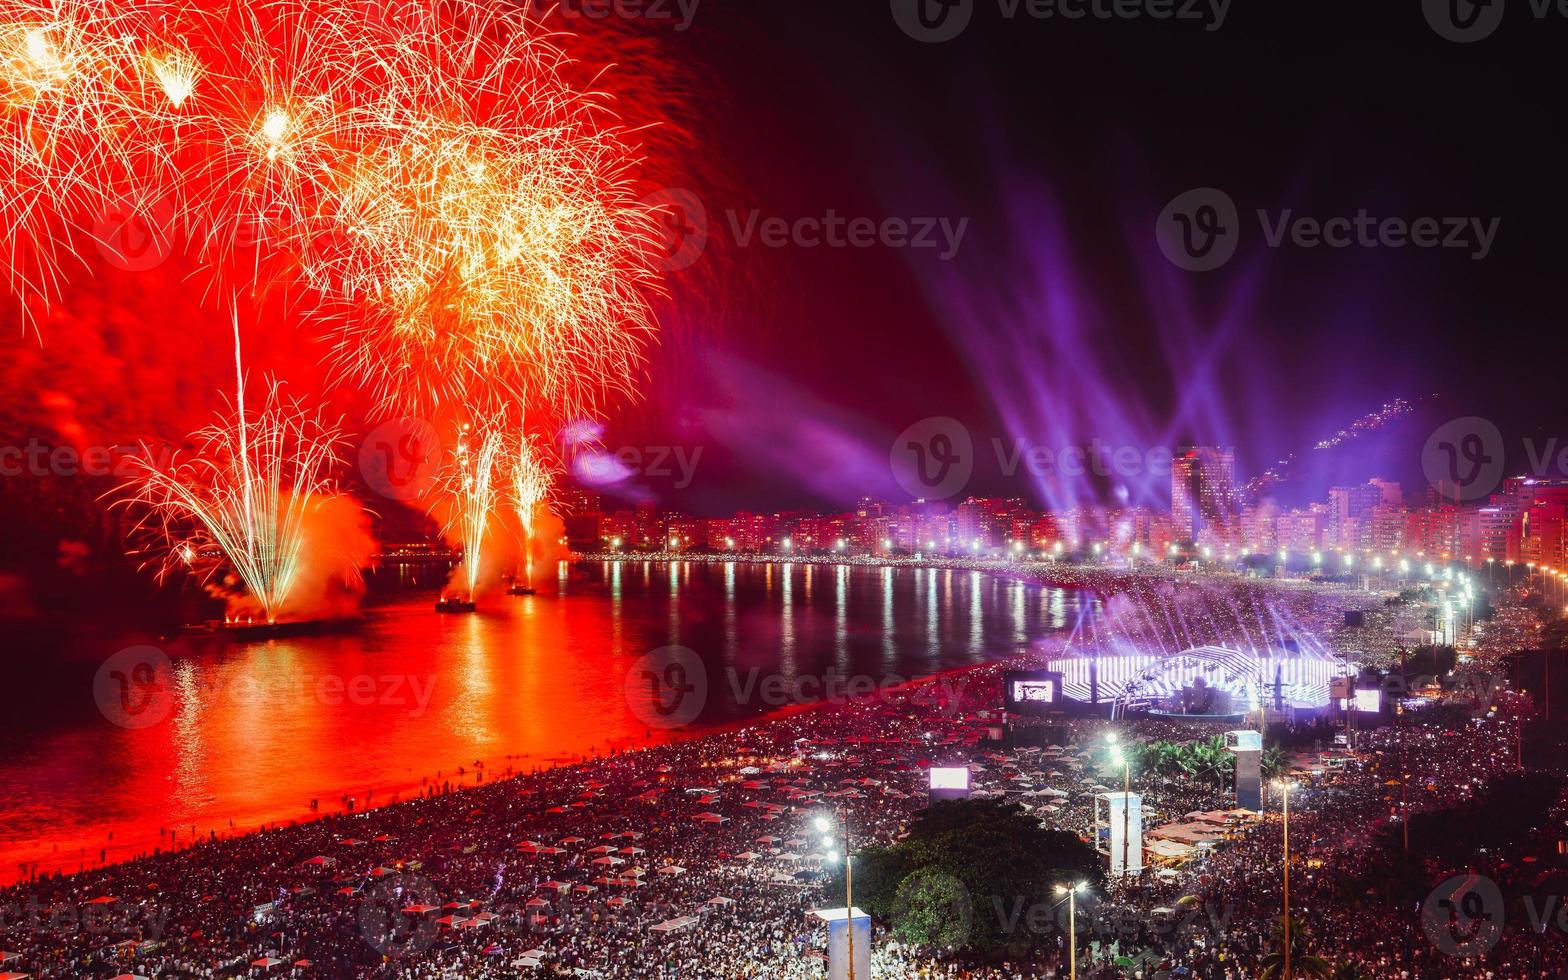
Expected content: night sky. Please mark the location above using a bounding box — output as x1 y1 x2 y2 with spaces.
599 0 1568 513
2 0 1565 520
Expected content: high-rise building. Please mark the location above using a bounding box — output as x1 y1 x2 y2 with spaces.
1517 480 1568 569
1171 447 1236 541
1327 483 1385 549
1276 507 1325 553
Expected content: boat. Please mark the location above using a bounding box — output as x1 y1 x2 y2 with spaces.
507 584 537 596
181 619 337 639
435 595 477 614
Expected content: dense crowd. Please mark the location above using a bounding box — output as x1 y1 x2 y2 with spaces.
2 563 1557 978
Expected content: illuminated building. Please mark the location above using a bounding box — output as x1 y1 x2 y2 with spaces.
1171 447 1236 541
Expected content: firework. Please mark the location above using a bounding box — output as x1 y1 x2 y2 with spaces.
438 420 504 598
509 431 557 587
1 0 663 420
115 319 346 622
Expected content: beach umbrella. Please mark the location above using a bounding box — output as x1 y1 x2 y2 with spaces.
400 904 439 915
85 896 116 905
250 957 283 968
525 898 551 909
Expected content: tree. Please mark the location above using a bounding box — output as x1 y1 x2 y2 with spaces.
890 867 972 947
853 799 1104 954
1258 915 1333 979
1177 735 1235 788
1261 745 1289 782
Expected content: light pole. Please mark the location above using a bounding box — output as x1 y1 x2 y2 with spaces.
1107 733 1131 876
1054 881 1087 980
817 813 856 980
1275 780 1295 979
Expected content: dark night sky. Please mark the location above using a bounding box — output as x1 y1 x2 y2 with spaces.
589 0 1568 514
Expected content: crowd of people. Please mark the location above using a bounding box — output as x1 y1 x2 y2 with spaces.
2 562 1558 978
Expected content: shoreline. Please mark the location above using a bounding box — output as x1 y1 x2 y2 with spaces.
3 558 1389 887
1 648 1018 889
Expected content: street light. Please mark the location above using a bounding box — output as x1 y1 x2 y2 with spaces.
1275 780 1295 979
1054 881 1087 979
816 813 857 980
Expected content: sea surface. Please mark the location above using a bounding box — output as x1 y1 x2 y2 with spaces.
0 560 1090 882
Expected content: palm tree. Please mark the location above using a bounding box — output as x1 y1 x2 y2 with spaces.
1258 915 1333 979
1181 735 1235 788
1261 745 1289 782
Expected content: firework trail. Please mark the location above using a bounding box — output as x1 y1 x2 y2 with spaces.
509 430 556 587
438 420 504 599
114 317 346 622
2 0 664 420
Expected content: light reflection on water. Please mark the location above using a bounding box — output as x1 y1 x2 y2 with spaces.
0 561 1086 882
